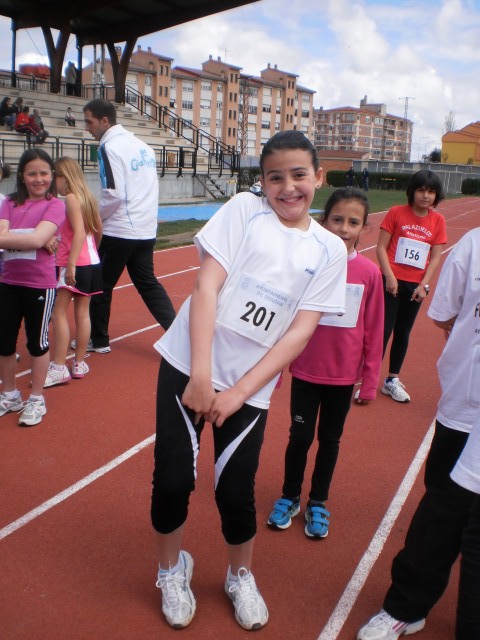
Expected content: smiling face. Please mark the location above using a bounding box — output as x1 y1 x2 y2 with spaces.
259 149 323 229
22 158 53 200
322 198 366 254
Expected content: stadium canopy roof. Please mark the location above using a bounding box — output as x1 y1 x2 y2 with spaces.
0 1 258 44
0 0 259 97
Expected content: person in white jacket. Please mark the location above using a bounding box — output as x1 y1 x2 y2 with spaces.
358 226 480 640
82 99 175 352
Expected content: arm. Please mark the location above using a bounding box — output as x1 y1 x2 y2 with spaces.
64 193 86 285
181 253 228 422
0 220 58 250
411 243 445 302
433 316 457 340
93 217 103 250
376 228 397 295
356 270 385 404
207 308 322 426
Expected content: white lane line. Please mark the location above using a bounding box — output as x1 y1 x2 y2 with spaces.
317 421 435 640
0 435 155 542
15 324 162 379
115 265 199 291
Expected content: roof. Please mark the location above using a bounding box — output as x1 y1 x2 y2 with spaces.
0 0 259 45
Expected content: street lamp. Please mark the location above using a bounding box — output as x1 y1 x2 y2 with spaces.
424 139 436 160
418 136 429 161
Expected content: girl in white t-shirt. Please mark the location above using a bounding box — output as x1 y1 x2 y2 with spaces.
151 131 347 631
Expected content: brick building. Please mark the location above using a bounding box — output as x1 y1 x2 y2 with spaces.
313 95 413 161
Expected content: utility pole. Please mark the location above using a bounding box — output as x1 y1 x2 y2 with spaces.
399 96 415 161
237 76 251 156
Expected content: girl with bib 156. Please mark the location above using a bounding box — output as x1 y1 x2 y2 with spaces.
377 170 447 403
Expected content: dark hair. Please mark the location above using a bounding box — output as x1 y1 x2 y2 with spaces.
22 105 29 114
12 148 55 205
322 187 370 226
0 159 11 180
83 99 117 125
406 170 444 207
259 130 319 173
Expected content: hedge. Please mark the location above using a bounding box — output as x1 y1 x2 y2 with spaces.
326 170 412 190
461 178 480 195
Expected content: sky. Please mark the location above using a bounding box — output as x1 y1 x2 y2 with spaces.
0 0 479 160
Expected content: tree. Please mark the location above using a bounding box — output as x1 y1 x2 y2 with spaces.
444 110 456 133
422 148 441 163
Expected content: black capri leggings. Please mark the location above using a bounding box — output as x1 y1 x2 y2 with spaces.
151 358 268 545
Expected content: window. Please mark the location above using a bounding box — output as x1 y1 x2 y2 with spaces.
261 120 270 129
158 86 163 97
183 81 194 92
302 110 310 118
200 117 210 127
248 105 257 115
182 100 193 110
217 101 223 111
201 82 211 91
344 113 355 122
264 87 272 96
217 83 223 92
200 99 211 109
145 76 152 86
170 78 176 89
262 104 271 113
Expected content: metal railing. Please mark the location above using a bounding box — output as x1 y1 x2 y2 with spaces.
81 83 240 175
0 131 198 176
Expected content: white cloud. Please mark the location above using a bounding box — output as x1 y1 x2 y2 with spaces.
0 0 478 155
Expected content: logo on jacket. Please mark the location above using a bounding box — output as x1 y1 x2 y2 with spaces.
131 149 156 171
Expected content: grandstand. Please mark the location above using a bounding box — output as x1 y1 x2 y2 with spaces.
0 72 239 201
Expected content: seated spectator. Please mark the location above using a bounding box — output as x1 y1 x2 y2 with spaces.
0 96 15 130
64 107 76 127
14 106 39 143
12 97 23 116
30 108 49 144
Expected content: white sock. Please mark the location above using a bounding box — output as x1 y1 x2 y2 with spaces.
51 362 65 371
159 555 182 575
29 394 44 402
4 389 20 399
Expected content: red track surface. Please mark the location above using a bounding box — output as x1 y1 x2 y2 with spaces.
1 197 479 640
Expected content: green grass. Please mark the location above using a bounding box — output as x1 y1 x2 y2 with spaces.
155 187 468 249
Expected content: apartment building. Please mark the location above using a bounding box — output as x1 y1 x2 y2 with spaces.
313 95 413 161
84 47 315 157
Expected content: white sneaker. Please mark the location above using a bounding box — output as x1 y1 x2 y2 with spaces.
71 360 89 379
71 339 111 354
44 363 71 388
18 397 47 427
0 392 23 416
381 378 411 403
357 609 425 639
225 567 269 630
155 550 196 628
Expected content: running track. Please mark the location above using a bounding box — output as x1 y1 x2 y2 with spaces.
1 197 479 640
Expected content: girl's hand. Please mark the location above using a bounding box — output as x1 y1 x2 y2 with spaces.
65 264 76 286
411 286 427 303
206 387 245 427
181 378 216 425
385 274 398 296
44 236 58 255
